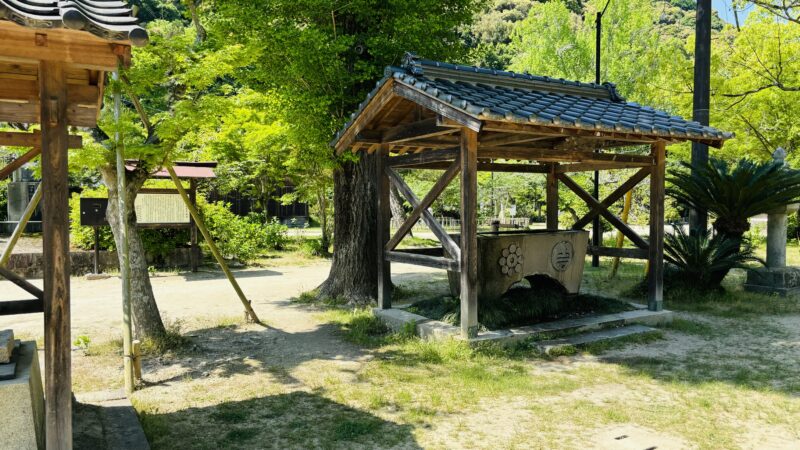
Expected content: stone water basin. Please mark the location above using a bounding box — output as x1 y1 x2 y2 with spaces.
448 229 589 302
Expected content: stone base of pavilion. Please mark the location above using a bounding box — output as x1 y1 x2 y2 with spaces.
374 304 673 350
745 267 800 296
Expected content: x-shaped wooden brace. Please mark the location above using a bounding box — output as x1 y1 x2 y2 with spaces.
557 168 651 250
385 156 462 262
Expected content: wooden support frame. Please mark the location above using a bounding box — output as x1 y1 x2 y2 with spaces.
0 265 44 300
0 182 41 266
382 117 459 144
572 168 651 229
546 164 559 231
167 166 262 323
376 144 392 309
557 173 649 250
385 156 461 252
40 60 72 449
385 167 461 262
648 142 667 311
460 128 479 338
386 251 460 271
0 147 40 180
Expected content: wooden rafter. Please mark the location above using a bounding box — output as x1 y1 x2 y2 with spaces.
382 117 459 144
393 83 482 132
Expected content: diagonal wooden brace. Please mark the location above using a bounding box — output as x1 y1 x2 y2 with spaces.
573 168 650 229
386 167 461 261
557 173 649 250
385 155 461 252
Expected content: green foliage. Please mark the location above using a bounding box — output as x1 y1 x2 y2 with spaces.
664 227 762 289
198 199 288 262
667 158 800 238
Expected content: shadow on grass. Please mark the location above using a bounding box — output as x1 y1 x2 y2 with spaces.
178 268 283 281
138 391 421 450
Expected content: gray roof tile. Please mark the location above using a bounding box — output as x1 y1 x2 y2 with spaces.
0 0 147 45
333 53 732 147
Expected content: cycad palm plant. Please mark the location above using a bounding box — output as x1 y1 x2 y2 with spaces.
664 227 762 288
667 158 800 242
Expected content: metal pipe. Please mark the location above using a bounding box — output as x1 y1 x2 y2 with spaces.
690 0 711 236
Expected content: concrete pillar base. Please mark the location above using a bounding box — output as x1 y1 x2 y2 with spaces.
0 340 45 450
745 267 800 297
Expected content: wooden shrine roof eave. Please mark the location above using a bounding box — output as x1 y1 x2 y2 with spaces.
333 79 730 156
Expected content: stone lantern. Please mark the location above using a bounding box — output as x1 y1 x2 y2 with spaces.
745 148 800 295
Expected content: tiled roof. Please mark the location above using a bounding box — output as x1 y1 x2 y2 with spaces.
333 53 732 147
0 0 148 46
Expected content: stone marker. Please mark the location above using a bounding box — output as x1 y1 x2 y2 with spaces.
745 148 800 296
0 329 14 363
0 340 45 449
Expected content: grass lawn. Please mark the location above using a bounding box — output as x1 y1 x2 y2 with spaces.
66 246 800 449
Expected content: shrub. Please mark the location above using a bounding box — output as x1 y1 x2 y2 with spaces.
198 200 288 262
663 226 763 289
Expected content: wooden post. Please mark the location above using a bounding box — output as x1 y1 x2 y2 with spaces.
166 166 262 323
40 60 72 450
546 164 559 231
376 144 392 309
460 128 479 338
648 141 666 311
132 340 142 381
113 68 135 396
0 182 41 266
189 179 199 272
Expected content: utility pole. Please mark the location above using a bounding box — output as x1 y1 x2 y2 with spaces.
690 0 711 236
592 1 610 267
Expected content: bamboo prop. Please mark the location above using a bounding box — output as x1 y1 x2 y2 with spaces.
609 189 633 279
114 66 135 395
0 182 42 266
165 166 262 324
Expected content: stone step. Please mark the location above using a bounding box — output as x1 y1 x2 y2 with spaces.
535 325 658 354
498 309 672 344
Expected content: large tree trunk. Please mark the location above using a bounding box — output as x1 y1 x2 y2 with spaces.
389 183 412 237
317 154 378 302
101 165 167 340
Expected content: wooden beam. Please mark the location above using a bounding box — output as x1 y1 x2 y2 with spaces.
386 167 461 260
387 147 459 167
393 83 482 132
167 166 262 323
460 128 479 338
386 156 461 252
0 147 40 180
479 146 654 165
573 168 651 229
0 131 82 149
479 133 554 146
385 251 460 271
556 161 651 172
376 144 392 309
382 117 458 144
0 22 125 71
40 60 72 449
557 173 649 250
0 266 44 300
335 80 396 153
587 246 648 259
0 78 99 106
546 164 559 231
0 100 98 127
0 299 44 316
648 141 667 311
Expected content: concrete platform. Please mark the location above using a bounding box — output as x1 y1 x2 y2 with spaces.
375 306 673 347
74 389 150 450
534 325 659 354
0 340 44 450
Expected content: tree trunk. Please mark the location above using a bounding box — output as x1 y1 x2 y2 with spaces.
317 154 377 302
389 183 412 237
101 165 167 340
316 190 331 254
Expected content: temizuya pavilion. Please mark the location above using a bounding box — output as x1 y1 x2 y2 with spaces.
332 53 731 338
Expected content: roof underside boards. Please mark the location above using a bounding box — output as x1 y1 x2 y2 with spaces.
333 53 732 156
0 0 148 45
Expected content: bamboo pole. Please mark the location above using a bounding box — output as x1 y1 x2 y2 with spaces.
608 189 633 279
165 166 261 323
114 66 135 395
0 182 41 266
